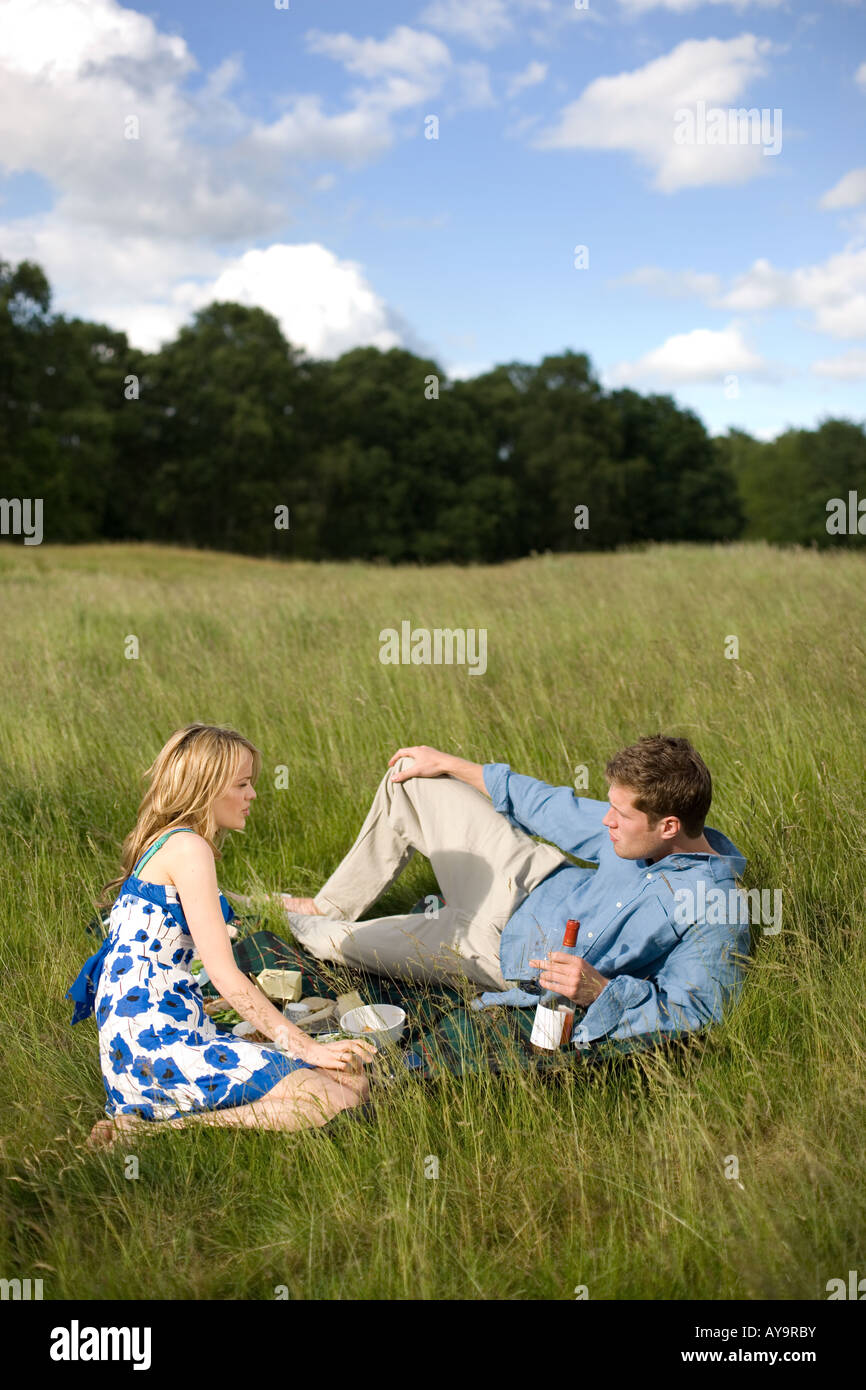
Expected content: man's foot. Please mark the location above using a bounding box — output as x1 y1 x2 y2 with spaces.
226 889 323 917
280 894 323 916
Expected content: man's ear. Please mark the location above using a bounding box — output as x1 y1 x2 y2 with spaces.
658 814 681 840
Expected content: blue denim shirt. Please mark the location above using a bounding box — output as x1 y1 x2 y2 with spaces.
479 763 750 1053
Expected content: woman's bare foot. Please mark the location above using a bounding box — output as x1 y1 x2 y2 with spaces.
87 1114 147 1150
280 894 323 916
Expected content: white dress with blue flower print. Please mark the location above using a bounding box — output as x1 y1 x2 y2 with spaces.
88 872 314 1121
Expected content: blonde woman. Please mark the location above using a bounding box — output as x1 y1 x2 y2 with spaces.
68 724 375 1148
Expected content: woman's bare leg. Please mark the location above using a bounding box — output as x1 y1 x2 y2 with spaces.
87 1068 369 1147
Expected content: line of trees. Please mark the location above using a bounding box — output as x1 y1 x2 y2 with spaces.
2 257 864 561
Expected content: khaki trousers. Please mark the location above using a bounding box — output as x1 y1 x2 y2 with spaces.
285 757 570 991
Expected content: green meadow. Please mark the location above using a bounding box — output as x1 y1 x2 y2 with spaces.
1 540 864 1300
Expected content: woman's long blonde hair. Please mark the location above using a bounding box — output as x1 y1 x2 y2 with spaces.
99 724 262 908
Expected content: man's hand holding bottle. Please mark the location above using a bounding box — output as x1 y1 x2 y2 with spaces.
529 948 610 1007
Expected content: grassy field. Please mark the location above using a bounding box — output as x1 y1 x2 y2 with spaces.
0 539 864 1301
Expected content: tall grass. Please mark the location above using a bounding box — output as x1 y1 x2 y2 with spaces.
0 540 864 1299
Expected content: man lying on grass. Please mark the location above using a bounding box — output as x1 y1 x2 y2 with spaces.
243 735 751 1057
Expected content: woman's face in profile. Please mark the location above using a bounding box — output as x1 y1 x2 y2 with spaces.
212 749 256 831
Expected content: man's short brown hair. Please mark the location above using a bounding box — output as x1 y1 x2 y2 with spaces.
605 735 712 839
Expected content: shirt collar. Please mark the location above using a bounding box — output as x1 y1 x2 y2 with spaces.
638 825 746 878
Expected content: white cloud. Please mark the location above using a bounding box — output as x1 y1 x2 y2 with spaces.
617 0 783 11
0 218 405 355
506 60 548 98
718 249 866 337
0 7 463 246
0 4 469 354
811 348 866 380
0 0 193 77
531 34 779 192
605 324 766 385
418 0 514 50
0 212 227 346
0 0 288 241
0 0 498 371
615 267 723 297
503 112 542 140
248 25 463 165
616 246 866 341
305 25 451 81
450 60 496 109
444 359 497 380
244 94 398 169
820 167 866 210
171 244 403 359
418 0 557 50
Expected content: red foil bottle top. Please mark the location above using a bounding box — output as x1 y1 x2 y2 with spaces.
563 919 579 948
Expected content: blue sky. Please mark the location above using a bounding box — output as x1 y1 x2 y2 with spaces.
1 0 865 440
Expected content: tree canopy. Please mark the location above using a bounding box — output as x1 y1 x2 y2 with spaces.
1 257 863 559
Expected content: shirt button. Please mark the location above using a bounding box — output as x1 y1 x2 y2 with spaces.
646 873 653 880
587 932 593 939
616 901 622 908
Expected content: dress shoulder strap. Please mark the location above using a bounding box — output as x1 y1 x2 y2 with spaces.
132 827 196 876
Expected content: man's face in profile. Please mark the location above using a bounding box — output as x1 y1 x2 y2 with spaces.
602 781 668 861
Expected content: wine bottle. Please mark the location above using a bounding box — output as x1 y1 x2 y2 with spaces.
529 919 579 1051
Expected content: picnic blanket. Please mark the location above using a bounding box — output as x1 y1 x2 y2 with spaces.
83 903 657 1077
244 931 589 1078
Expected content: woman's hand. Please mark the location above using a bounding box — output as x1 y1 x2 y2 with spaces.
300 1037 378 1071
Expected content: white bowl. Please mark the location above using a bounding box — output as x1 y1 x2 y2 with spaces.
339 1003 406 1044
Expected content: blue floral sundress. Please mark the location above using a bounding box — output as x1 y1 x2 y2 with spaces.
67 828 314 1120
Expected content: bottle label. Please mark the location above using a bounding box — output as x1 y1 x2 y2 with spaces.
530 1002 574 1050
